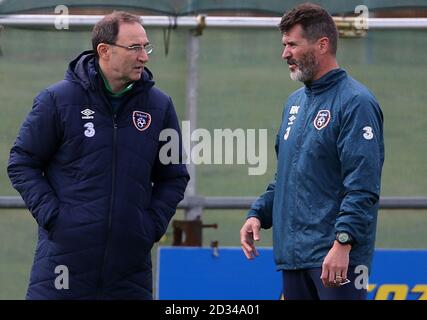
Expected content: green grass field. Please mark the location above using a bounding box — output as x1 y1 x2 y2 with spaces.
0 27 426 299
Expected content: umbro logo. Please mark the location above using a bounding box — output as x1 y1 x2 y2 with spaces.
81 108 95 119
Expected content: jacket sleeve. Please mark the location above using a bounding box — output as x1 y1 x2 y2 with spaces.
246 134 280 229
7 89 62 230
148 97 190 242
336 94 384 243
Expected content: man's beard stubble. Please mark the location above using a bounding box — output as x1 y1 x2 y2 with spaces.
288 50 319 82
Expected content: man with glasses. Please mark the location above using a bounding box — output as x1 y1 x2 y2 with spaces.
8 11 189 299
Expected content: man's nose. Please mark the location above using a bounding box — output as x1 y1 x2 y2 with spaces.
282 47 291 60
138 50 149 63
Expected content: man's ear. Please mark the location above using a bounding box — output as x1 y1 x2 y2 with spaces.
318 37 330 55
97 43 110 59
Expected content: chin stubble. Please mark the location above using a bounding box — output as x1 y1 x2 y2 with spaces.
289 51 319 82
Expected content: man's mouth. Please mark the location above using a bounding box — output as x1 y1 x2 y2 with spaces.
287 60 298 70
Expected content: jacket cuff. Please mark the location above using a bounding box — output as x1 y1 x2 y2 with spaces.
247 210 267 229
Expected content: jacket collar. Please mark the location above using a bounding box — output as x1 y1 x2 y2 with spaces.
65 50 155 93
304 68 347 95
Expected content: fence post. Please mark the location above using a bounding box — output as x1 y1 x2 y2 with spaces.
184 17 205 221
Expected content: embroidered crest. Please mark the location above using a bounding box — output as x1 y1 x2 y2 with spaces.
313 110 331 130
132 111 151 131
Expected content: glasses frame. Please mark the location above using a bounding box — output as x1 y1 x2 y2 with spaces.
108 43 153 55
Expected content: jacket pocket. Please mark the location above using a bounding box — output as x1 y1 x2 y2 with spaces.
138 209 157 247
47 206 62 241
47 203 70 241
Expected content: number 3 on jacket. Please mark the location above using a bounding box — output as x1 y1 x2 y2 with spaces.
84 122 96 138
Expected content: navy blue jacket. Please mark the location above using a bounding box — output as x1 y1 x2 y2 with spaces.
248 69 384 271
8 51 189 299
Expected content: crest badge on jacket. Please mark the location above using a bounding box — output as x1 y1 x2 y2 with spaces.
313 110 331 130
133 111 151 131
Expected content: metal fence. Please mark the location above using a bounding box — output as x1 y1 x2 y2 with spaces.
2 196 427 210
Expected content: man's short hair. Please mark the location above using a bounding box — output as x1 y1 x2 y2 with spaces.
279 2 338 55
92 11 142 57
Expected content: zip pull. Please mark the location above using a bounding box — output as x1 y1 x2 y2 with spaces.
113 114 118 128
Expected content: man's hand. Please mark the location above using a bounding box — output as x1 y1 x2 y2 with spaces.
320 240 351 288
240 217 261 259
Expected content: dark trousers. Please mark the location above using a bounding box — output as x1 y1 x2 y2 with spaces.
282 267 367 300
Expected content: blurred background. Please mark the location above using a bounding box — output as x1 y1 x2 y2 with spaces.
0 0 426 299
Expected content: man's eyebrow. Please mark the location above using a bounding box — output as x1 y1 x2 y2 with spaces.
283 40 297 46
128 41 150 47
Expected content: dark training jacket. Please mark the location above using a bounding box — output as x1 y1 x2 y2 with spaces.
8 51 189 299
248 69 384 271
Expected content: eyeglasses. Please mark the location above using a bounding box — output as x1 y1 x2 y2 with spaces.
108 43 153 55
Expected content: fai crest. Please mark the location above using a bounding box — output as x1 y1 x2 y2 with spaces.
313 110 331 130
133 111 151 131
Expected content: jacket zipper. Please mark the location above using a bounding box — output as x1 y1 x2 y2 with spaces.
94 86 147 298
291 91 313 269
96 111 118 298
